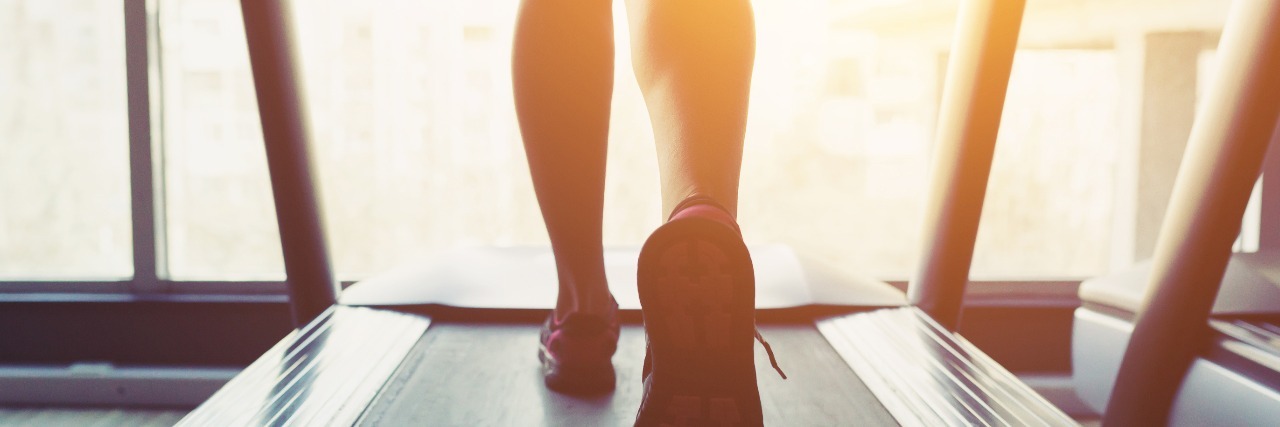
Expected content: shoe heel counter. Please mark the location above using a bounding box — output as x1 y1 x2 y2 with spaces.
549 327 617 365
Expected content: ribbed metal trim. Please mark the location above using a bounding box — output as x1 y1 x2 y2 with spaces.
817 307 1076 427
1213 319 1280 357
177 306 430 427
1211 319 1280 377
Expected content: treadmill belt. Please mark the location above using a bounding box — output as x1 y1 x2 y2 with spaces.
357 322 897 426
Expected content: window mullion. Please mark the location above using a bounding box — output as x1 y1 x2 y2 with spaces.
125 0 168 293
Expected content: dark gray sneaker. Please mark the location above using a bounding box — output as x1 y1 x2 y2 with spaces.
538 302 620 396
634 199 783 426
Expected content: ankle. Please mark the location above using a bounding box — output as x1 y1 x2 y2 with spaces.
556 289 617 320
667 195 739 233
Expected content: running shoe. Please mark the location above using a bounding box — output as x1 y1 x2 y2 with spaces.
538 301 620 395
634 197 784 426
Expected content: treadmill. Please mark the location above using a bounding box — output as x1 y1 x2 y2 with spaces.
175 0 1280 425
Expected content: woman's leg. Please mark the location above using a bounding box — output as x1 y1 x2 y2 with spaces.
513 0 616 318
626 0 755 217
626 1 762 424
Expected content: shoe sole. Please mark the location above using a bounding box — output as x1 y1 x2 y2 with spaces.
636 217 761 426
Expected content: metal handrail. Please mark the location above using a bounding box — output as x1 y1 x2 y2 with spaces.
240 0 337 326
908 0 1026 330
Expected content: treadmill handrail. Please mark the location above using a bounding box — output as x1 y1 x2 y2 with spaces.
1104 1 1280 425
908 0 1025 330
241 0 338 326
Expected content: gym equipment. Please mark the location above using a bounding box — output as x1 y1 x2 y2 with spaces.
179 0 1280 425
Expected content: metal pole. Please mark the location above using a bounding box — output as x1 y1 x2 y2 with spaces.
240 0 337 326
125 0 165 292
907 0 1025 330
1103 1 1280 425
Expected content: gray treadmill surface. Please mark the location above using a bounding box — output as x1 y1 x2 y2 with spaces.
177 305 1076 426
357 321 898 426
334 245 903 425
176 236 1078 426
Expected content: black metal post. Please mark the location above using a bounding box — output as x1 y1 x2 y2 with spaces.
907 0 1025 330
1103 2 1280 425
125 0 166 292
239 0 337 326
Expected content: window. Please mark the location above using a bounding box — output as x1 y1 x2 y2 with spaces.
154 0 1240 282
3 0 1257 287
159 0 281 279
973 50 1120 278
0 0 131 279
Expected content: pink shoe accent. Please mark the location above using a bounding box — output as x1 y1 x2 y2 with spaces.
667 196 739 234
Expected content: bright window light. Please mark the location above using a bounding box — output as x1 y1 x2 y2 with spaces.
0 0 132 279
156 0 1131 281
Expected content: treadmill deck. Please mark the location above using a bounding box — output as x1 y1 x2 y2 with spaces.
357 321 896 426
178 305 1079 426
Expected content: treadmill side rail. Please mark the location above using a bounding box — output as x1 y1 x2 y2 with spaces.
819 307 1077 427
176 306 430 427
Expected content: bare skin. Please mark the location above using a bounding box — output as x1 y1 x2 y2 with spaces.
513 0 755 318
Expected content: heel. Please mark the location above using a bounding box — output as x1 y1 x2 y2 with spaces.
636 217 762 426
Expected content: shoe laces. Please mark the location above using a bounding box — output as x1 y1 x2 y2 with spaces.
754 328 787 380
